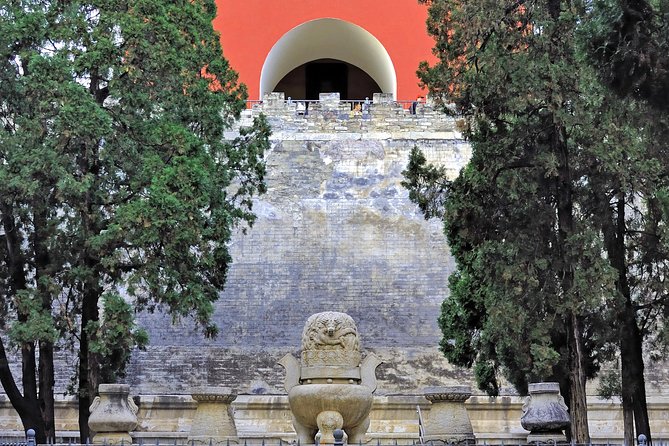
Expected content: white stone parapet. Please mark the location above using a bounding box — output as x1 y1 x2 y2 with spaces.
228 92 461 138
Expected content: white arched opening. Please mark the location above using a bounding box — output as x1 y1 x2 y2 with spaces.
260 18 397 99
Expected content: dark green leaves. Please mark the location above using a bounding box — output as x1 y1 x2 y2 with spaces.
0 0 269 399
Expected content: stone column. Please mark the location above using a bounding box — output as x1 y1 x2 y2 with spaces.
188 387 238 444
88 384 139 445
520 382 570 444
423 386 475 445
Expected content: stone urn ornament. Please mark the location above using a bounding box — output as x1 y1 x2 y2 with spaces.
423 386 475 445
88 384 139 445
520 382 570 444
279 311 382 445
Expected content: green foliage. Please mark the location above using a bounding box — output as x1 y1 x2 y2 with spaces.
88 293 149 383
7 291 58 345
0 0 270 436
582 0 669 110
401 147 450 219
596 365 622 401
409 0 669 441
411 0 632 392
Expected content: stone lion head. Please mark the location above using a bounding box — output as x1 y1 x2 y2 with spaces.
301 311 360 352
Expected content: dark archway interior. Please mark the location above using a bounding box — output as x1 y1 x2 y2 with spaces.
273 59 382 100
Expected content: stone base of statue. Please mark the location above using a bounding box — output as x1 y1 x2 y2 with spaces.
423 386 475 445
188 387 238 444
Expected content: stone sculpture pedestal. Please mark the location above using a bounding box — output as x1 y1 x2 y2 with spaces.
521 382 570 444
88 384 138 445
423 386 475 445
188 387 238 444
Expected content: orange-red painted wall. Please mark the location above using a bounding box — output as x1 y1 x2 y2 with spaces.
213 0 436 100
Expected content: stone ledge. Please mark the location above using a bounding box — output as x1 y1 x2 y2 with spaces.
224 131 464 142
2 394 669 442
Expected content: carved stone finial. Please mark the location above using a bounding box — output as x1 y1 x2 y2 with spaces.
301 311 360 352
300 311 361 368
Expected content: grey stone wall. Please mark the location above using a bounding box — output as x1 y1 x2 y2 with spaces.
125 94 473 396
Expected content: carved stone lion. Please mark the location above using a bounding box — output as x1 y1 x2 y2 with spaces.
301 311 360 352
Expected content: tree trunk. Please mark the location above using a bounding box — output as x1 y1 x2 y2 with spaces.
77 138 104 442
620 302 651 445
567 312 590 444
607 194 652 445
0 205 48 443
0 338 47 444
34 206 56 442
78 282 102 442
554 123 590 444
622 400 635 446
38 341 55 442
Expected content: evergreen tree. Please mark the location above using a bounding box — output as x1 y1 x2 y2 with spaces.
583 1 669 442
406 0 668 442
585 0 669 112
0 0 270 442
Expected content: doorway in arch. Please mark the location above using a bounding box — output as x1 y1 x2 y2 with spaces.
260 18 396 100
273 59 382 100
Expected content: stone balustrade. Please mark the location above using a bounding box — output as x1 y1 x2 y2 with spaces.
229 92 460 136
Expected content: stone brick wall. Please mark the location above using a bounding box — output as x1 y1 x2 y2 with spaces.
126 93 473 396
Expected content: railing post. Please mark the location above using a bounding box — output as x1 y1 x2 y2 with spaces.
333 430 344 446
639 434 648 446
26 430 36 446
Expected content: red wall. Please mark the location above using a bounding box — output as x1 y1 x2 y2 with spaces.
213 0 436 100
